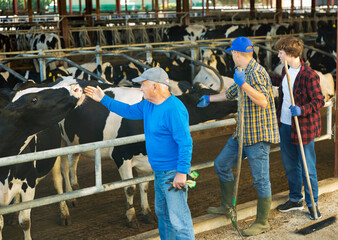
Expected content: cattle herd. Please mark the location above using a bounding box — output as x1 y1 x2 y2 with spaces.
0 16 336 240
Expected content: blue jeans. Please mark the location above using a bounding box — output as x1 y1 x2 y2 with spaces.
154 170 195 240
214 135 271 198
279 123 319 207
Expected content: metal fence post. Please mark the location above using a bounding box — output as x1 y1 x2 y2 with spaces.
191 40 197 82
95 148 103 189
39 49 46 82
146 43 152 63
96 45 102 78
266 34 271 71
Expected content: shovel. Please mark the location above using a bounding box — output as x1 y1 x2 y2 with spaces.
284 60 318 218
229 67 245 239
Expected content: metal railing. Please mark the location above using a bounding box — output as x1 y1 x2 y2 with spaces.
0 98 334 215
0 32 321 89
0 119 237 215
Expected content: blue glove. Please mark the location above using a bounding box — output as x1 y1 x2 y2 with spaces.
197 95 210 108
289 105 301 116
234 69 246 88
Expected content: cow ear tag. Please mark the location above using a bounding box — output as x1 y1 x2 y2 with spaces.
211 55 216 62
165 67 169 71
53 76 55 82
123 72 126 76
49 72 52 77
153 62 155 67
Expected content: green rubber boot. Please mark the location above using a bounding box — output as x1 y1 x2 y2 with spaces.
207 181 235 217
242 196 272 236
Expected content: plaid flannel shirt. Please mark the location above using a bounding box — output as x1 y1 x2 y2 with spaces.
226 58 280 146
270 60 325 145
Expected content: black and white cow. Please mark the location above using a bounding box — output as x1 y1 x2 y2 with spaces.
193 67 235 92
192 49 238 92
252 23 293 37
30 33 65 72
0 66 70 89
148 55 193 82
251 23 293 67
305 45 336 74
67 62 114 83
111 59 192 95
30 33 63 52
112 61 145 86
163 24 207 42
0 78 85 240
59 82 237 228
201 49 235 77
316 20 337 52
200 24 249 40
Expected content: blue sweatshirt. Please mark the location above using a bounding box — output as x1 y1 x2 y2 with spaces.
100 94 193 174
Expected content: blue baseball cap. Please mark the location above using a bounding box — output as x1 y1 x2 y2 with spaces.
226 37 254 52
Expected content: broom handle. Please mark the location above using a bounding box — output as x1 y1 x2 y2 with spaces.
232 67 244 207
284 60 318 219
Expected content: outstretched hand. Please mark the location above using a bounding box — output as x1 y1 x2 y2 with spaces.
84 86 105 102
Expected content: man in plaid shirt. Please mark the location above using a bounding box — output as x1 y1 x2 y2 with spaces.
271 37 325 220
197 37 280 236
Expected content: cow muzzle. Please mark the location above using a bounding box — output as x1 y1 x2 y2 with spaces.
70 84 85 106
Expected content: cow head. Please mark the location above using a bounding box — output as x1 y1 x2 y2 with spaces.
7 77 85 132
193 66 235 93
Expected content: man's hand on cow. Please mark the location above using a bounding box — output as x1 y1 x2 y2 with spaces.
234 68 246 88
289 105 301 116
197 95 210 108
84 86 105 102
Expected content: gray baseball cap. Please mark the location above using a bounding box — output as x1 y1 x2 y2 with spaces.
132 67 170 87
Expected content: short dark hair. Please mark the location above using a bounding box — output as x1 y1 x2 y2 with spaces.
274 37 303 58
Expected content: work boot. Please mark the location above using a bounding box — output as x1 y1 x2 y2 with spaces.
207 180 235 217
308 206 322 220
242 196 271 236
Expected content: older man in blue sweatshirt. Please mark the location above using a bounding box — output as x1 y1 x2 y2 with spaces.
84 67 195 240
